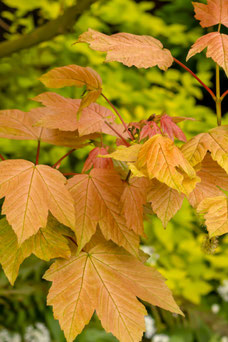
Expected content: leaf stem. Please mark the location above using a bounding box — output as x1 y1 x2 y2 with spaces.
101 93 134 140
52 149 75 168
173 57 216 100
104 120 130 147
35 139 41 165
216 63 222 126
0 154 5 161
221 90 228 101
125 170 131 182
62 172 78 176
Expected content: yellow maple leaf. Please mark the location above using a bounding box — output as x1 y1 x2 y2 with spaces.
135 135 197 194
198 196 228 237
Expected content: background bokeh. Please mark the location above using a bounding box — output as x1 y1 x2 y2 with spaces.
0 0 228 341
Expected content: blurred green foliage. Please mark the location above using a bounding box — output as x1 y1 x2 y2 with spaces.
0 0 228 341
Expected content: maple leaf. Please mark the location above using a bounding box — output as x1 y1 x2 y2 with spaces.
78 29 173 70
139 121 161 141
193 0 228 28
198 196 228 237
0 160 75 244
120 177 149 235
33 92 115 136
148 180 184 227
181 126 228 173
40 65 102 113
82 147 113 173
135 135 197 194
160 114 187 142
188 154 228 208
187 32 228 76
67 169 139 256
101 144 141 162
0 108 96 148
0 218 32 285
44 240 182 342
0 216 72 285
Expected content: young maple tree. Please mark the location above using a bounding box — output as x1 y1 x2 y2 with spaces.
0 0 228 341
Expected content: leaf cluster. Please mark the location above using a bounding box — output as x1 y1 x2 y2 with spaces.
0 1 228 341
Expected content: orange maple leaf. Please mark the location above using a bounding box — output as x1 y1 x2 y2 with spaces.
135 135 197 194
33 92 115 136
67 169 139 255
0 160 75 244
188 154 228 208
78 29 173 70
0 108 96 148
181 126 228 173
193 0 228 28
120 177 149 235
39 65 102 113
148 179 184 227
187 32 228 76
44 240 182 342
198 196 228 237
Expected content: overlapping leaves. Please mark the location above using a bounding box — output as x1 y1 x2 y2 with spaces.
40 65 102 113
0 14 228 340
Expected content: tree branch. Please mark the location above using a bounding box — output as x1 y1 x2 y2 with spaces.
0 0 97 58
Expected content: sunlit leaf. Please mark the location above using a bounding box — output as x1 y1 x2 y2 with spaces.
0 159 75 244
44 240 182 342
78 29 173 70
182 126 228 173
187 33 228 76
193 0 228 28
198 196 228 237
136 135 197 194
40 65 102 112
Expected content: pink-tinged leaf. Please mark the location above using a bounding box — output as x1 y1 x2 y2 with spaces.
188 154 228 208
139 122 161 141
82 147 113 173
120 177 149 235
33 92 115 136
0 160 75 244
160 115 187 142
148 180 184 227
193 0 228 28
0 108 96 148
78 29 173 70
40 65 102 112
187 32 228 76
